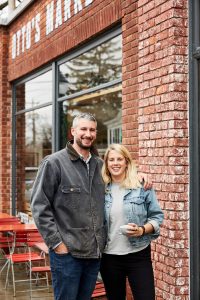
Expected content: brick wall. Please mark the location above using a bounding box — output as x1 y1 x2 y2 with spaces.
137 0 189 299
0 26 12 213
122 0 139 159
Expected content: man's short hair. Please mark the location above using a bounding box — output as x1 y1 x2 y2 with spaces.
72 113 97 128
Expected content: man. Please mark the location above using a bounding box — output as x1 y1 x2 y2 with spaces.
31 112 150 300
31 113 105 300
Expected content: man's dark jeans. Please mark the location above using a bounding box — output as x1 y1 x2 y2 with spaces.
49 250 100 300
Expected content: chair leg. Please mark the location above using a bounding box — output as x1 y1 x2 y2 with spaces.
5 260 16 297
45 271 50 292
11 262 16 297
5 260 11 289
30 262 32 300
0 258 9 275
29 267 51 298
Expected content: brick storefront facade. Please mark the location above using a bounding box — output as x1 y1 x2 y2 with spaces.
0 0 190 299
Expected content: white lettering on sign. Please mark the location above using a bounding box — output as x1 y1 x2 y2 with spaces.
46 1 54 35
35 13 41 42
64 0 71 21
55 0 63 29
74 0 82 15
26 21 31 49
12 13 41 59
21 26 26 52
85 0 93 5
12 34 16 59
16 30 21 56
12 0 93 59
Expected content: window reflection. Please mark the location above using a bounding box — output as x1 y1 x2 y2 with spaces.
16 106 52 213
59 35 122 97
59 87 122 157
16 70 52 111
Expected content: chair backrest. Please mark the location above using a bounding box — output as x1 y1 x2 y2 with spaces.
0 233 15 250
26 231 44 246
9 230 44 254
0 217 21 224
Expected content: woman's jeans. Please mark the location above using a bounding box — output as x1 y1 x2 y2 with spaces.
49 250 100 300
100 245 155 300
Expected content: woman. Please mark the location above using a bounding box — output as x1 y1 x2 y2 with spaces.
100 144 164 300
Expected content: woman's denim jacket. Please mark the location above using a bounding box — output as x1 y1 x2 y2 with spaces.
104 184 164 249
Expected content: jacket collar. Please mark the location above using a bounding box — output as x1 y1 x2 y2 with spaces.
66 140 99 161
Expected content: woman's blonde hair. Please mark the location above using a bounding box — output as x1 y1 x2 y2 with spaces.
101 144 141 189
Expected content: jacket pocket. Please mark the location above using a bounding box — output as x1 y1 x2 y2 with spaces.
124 196 146 219
131 196 146 215
61 186 81 209
66 227 90 253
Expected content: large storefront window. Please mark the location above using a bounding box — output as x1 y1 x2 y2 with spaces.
15 71 52 214
16 70 52 111
59 35 122 97
13 29 122 216
58 34 122 154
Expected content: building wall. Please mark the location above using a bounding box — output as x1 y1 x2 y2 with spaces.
0 26 12 214
122 0 139 157
0 0 189 299
137 0 189 299
121 0 189 299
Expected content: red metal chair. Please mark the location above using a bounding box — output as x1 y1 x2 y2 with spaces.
0 217 21 274
4 229 48 297
26 232 51 298
30 264 51 299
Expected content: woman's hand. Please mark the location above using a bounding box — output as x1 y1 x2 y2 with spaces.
126 223 143 237
126 223 154 237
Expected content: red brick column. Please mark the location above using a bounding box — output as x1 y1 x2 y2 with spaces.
0 25 12 213
122 0 139 160
137 1 189 299
122 1 139 299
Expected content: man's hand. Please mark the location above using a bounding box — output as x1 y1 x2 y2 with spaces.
54 242 69 254
137 172 152 190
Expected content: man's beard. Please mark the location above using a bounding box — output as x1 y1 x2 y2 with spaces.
76 138 94 150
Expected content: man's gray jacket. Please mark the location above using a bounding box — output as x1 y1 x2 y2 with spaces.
31 142 106 258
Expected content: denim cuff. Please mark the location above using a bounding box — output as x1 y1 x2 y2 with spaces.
148 220 159 235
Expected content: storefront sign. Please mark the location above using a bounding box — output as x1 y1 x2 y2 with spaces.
12 0 93 59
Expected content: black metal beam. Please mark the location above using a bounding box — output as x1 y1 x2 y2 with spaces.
189 0 200 299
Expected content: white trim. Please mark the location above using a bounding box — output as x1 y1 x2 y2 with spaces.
0 0 34 25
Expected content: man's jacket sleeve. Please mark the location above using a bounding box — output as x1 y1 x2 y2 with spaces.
30 158 62 249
